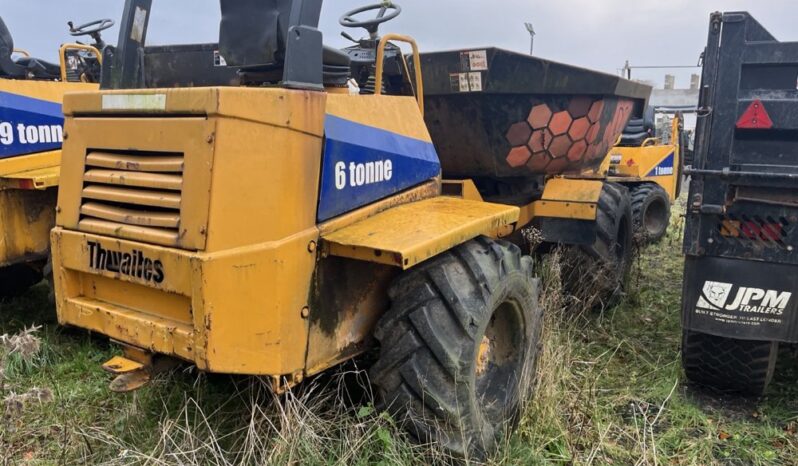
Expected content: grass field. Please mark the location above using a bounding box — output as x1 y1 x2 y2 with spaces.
1 200 797 465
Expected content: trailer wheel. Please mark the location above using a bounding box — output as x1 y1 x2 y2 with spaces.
630 183 671 244
370 237 542 461
563 182 633 310
682 330 778 396
0 264 44 298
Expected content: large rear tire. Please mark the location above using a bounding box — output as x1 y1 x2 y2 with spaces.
682 330 778 396
563 182 633 310
370 237 543 461
630 183 671 244
0 263 44 298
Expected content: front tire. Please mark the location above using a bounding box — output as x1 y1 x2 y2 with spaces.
563 182 633 310
630 183 671 244
682 330 778 396
370 237 543 461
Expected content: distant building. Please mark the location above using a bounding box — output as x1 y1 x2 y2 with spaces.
647 73 700 134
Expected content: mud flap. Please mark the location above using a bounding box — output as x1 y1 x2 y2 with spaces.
682 256 798 343
531 217 597 246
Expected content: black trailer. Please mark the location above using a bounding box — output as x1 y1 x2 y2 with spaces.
681 11 798 395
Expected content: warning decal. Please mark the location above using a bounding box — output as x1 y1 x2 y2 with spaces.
459 50 489 72
450 72 484 93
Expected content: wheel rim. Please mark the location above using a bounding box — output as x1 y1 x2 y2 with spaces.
643 199 668 237
474 299 526 424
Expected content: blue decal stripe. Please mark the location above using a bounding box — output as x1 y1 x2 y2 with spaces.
646 152 675 177
317 115 442 222
0 91 63 119
325 115 438 163
0 92 65 158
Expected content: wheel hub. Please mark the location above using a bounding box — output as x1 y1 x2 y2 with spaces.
476 335 492 376
644 199 668 236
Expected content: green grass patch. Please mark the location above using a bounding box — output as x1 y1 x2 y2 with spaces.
1 201 796 464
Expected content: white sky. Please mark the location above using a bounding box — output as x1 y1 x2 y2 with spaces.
2 0 795 88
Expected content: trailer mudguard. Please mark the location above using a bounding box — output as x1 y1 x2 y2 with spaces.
682 256 798 343
681 11 798 344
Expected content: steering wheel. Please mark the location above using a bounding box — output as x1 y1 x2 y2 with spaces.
68 19 115 37
340 3 402 36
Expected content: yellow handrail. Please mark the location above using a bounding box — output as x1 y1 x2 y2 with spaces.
375 34 424 117
12 48 30 58
671 113 681 144
58 43 102 82
641 137 661 147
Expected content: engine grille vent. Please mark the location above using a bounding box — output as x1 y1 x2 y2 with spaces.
78 150 184 247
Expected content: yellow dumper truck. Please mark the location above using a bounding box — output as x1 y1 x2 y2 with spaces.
591 111 685 243
0 16 111 295
51 0 652 459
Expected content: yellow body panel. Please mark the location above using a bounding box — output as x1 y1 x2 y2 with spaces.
52 226 318 376
0 150 60 182
325 93 432 142
476 177 601 238
441 179 484 201
0 188 57 267
0 78 95 103
540 178 603 205
0 162 60 190
442 178 600 235
606 144 680 200
102 356 145 375
57 116 214 250
322 197 519 269
0 77 93 185
55 88 325 377
54 86 514 383
0 79 96 268
592 115 683 201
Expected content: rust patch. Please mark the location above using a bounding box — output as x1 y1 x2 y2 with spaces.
475 335 491 376
528 128 552 153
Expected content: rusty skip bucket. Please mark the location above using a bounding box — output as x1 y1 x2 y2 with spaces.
417 48 652 178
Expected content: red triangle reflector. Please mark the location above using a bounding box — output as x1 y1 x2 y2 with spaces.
736 99 773 129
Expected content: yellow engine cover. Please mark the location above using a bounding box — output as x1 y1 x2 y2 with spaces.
52 87 510 381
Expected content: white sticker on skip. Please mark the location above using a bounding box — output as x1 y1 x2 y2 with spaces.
131 6 148 43
468 50 488 71
101 94 167 111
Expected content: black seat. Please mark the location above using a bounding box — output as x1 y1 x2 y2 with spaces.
0 16 60 80
322 45 351 85
218 0 350 87
14 57 62 77
323 45 352 68
618 107 656 147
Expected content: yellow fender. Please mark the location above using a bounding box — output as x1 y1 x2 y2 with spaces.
322 196 519 269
